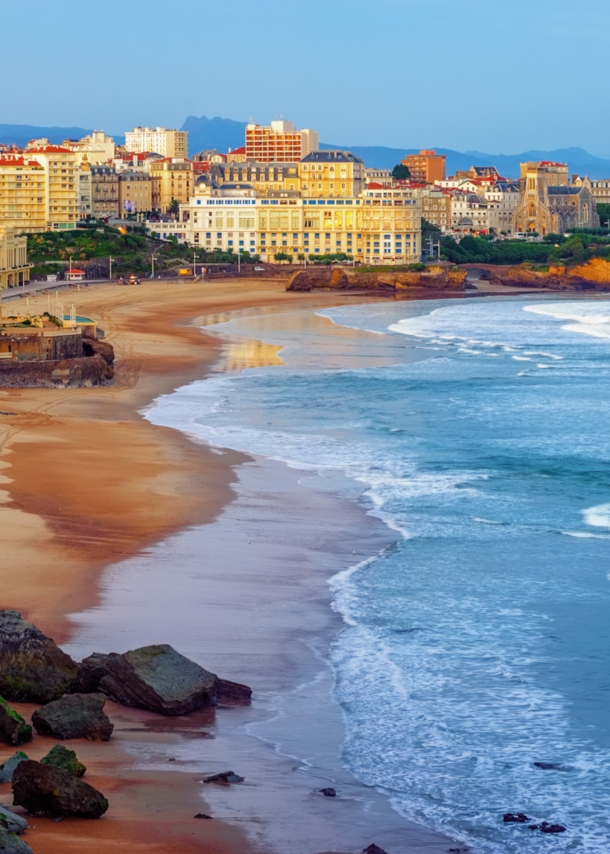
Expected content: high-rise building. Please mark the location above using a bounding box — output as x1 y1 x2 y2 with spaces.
25 146 82 230
401 150 446 184
245 121 318 162
149 158 193 212
125 127 188 159
0 153 47 233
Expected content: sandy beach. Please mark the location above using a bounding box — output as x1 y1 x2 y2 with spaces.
0 277 458 854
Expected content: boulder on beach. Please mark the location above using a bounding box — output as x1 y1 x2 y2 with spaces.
12 760 108 818
0 804 29 834
41 745 86 778
215 678 252 703
363 845 389 854
203 771 244 785
0 610 79 704
0 699 32 747
0 754 29 784
32 694 113 741
79 645 230 716
0 827 33 854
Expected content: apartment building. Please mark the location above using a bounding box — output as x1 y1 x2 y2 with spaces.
223 161 301 195
119 171 153 214
572 175 610 206
0 229 30 290
0 154 47 233
245 121 318 162
78 163 92 218
91 166 120 219
401 149 446 184
149 181 422 265
149 158 193 212
420 189 452 231
299 151 365 198
25 146 82 230
62 131 116 165
125 127 188 158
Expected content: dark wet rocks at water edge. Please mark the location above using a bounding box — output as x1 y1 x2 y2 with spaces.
203 771 244 785
194 813 213 819
0 610 79 704
12 760 109 818
503 812 529 823
319 787 337 797
0 753 29 784
78 644 252 715
0 828 33 854
529 821 567 833
534 761 567 771
40 744 86 778
32 693 113 741
0 700 31 747
363 845 389 854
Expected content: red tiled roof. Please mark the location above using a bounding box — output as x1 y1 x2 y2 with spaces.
0 156 43 168
26 145 73 153
367 182 383 189
230 146 246 154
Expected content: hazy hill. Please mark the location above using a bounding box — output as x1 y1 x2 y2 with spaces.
3 118 610 179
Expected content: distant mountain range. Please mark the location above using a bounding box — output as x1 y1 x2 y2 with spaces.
3 117 610 179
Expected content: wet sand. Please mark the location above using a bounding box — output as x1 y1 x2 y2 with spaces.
0 278 456 853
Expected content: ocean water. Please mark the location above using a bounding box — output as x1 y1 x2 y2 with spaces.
146 296 610 853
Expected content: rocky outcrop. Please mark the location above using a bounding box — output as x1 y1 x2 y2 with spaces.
482 258 610 292
12 760 108 818
286 265 466 293
0 610 79 703
81 339 115 379
216 678 253 703
32 694 113 741
0 700 32 747
0 805 29 834
79 645 220 716
0 828 33 854
40 745 86 778
0 754 28 784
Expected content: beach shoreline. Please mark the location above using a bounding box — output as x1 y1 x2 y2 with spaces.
0 277 461 853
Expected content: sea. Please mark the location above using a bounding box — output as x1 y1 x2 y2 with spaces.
144 295 610 853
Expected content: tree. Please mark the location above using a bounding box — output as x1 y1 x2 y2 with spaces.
168 199 180 217
392 163 411 181
274 252 293 263
597 203 610 228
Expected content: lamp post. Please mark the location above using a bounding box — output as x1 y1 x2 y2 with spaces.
109 256 114 280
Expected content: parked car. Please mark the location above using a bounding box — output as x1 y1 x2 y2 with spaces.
254 266 265 272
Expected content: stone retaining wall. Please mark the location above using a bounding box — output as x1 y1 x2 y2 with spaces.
0 354 111 388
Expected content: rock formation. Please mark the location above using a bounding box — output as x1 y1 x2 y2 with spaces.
0 754 28 784
479 258 610 292
0 700 32 747
0 804 29 834
78 645 251 715
40 745 86 778
0 610 79 703
12 760 109 818
286 265 466 293
32 694 113 741
0 828 32 854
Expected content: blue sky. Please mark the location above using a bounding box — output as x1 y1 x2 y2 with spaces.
1 0 607 155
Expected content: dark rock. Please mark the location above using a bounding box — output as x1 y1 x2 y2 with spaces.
0 804 29 834
81 645 218 716
0 699 32 747
533 762 564 771
503 812 529 823
528 825 539 830
203 771 244 784
0 828 33 853
194 813 212 819
0 754 29 784
363 845 389 854
32 694 113 741
74 653 112 693
216 678 252 703
41 745 86 778
12 760 109 818
319 787 337 797
0 610 79 703
539 822 566 834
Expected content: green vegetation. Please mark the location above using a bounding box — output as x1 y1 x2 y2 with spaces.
439 233 610 266
391 163 411 181
25 225 260 278
596 203 610 228
308 253 354 265
273 252 293 263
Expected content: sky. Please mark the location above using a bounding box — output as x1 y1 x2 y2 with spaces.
0 0 608 155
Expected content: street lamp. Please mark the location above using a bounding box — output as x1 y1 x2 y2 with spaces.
109 256 114 280
151 254 156 278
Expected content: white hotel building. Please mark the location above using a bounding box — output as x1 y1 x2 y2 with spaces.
147 182 422 265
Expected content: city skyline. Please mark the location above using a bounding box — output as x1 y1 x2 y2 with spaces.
1 0 610 156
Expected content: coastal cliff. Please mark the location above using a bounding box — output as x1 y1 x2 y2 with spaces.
286 265 467 293
483 258 610 292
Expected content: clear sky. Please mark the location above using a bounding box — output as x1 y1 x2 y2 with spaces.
1 0 608 155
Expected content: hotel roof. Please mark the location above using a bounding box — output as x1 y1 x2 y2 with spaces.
301 150 363 164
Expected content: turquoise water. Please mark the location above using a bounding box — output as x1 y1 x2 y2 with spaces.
147 296 610 852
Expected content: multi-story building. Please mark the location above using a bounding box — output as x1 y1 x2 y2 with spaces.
91 166 120 219
149 158 193 213
420 189 452 232
77 163 92 218
119 171 153 214
25 146 82 230
572 175 610 206
401 149 446 184
0 229 30 290
62 131 116 164
484 181 520 233
365 168 393 188
513 162 598 234
299 151 365 198
125 127 188 159
148 181 422 265
0 153 47 233
223 161 301 195
245 121 319 162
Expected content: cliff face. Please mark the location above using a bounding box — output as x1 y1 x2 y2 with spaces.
286 265 466 293
490 258 610 291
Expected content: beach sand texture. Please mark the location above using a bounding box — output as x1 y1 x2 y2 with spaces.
0 278 454 854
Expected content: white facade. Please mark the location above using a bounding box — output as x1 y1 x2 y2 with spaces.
125 127 188 158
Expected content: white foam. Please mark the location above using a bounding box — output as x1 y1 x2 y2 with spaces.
582 503 610 529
